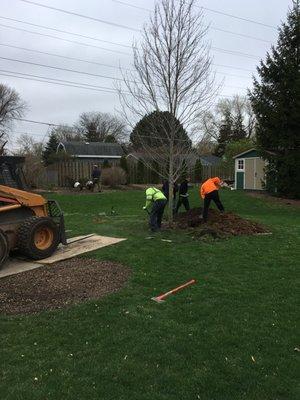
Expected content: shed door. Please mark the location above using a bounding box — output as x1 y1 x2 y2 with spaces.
255 158 265 190
245 159 255 189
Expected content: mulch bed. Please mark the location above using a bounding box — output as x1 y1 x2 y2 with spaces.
0 258 130 315
174 208 269 238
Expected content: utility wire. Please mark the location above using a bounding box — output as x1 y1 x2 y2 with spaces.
0 23 130 56
0 43 131 71
1 69 240 99
13 117 60 126
0 54 252 83
0 15 132 49
197 5 277 30
111 0 277 33
1 22 261 61
0 69 121 91
19 0 140 32
0 43 254 78
0 56 125 82
0 71 120 94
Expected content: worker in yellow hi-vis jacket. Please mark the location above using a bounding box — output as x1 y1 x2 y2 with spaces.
143 187 167 232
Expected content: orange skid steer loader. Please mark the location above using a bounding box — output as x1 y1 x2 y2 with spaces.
0 185 67 268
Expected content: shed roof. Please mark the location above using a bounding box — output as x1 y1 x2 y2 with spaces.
233 148 260 159
58 141 123 157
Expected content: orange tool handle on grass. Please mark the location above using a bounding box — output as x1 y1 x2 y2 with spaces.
152 279 196 302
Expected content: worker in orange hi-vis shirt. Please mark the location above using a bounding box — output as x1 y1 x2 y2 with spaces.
200 177 227 222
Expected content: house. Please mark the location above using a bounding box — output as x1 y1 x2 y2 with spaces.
57 141 123 164
199 154 221 166
233 148 266 190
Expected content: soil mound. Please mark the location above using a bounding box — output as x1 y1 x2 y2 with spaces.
0 258 130 315
174 208 268 238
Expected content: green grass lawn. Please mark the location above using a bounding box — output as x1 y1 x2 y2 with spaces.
1 188 299 400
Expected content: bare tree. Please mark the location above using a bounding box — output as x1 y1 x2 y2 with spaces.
197 95 256 143
49 125 83 142
118 0 217 221
76 112 127 143
0 84 26 153
14 134 44 188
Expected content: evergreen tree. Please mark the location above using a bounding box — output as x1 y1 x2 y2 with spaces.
42 133 59 165
136 159 145 183
150 161 160 183
194 159 203 182
249 1 300 198
215 110 233 157
130 111 191 149
120 155 128 174
232 110 247 141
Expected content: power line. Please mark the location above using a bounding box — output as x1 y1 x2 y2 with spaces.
211 47 260 60
198 5 277 30
111 0 274 40
19 0 140 32
1 69 242 100
211 27 271 44
0 43 128 71
1 22 261 62
0 23 130 56
13 117 60 126
213 63 253 73
0 56 125 82
0 15 132 49
0 70 121 94
0 54 252 84
0 69 121 91
0 43 254 79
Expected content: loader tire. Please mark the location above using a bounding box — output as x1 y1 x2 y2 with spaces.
0 229 9 269
17 216 60 260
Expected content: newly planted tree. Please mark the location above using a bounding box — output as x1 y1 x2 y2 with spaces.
118 0 216 221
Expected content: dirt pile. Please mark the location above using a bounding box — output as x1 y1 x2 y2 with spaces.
0 258 130 315
174 208 268 237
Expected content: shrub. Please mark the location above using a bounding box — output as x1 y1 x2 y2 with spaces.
101 166 126 187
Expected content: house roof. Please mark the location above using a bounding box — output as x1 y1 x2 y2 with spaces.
58 142 123 157
199 154 221 166
233 148 258 159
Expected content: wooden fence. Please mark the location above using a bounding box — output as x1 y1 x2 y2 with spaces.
39 160 234 188
127 163 234 184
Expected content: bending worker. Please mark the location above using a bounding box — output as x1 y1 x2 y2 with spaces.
143 187 167 232
200 177 226 222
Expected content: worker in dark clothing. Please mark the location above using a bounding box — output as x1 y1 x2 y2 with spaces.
91 165 102 192
143 187 167 232
200 177 226 222
162 180 178 211
175 177 190 213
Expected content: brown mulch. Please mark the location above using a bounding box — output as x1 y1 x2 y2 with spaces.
174 208 269 238
0 258 130 315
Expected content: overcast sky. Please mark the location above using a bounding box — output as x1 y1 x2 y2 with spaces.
1 0 292 150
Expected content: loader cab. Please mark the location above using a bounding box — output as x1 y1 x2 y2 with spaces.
0 156 27 190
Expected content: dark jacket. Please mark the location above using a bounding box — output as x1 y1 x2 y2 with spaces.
162 181 178 199
92 168 101 179
179 180 189 197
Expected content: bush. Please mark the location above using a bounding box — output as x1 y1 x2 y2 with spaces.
101 167 126 187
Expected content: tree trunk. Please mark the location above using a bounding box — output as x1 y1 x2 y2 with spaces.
168 142 174 224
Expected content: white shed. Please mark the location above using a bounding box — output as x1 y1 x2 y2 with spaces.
233 148 266 190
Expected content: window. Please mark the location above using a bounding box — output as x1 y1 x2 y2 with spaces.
237 159 244 170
